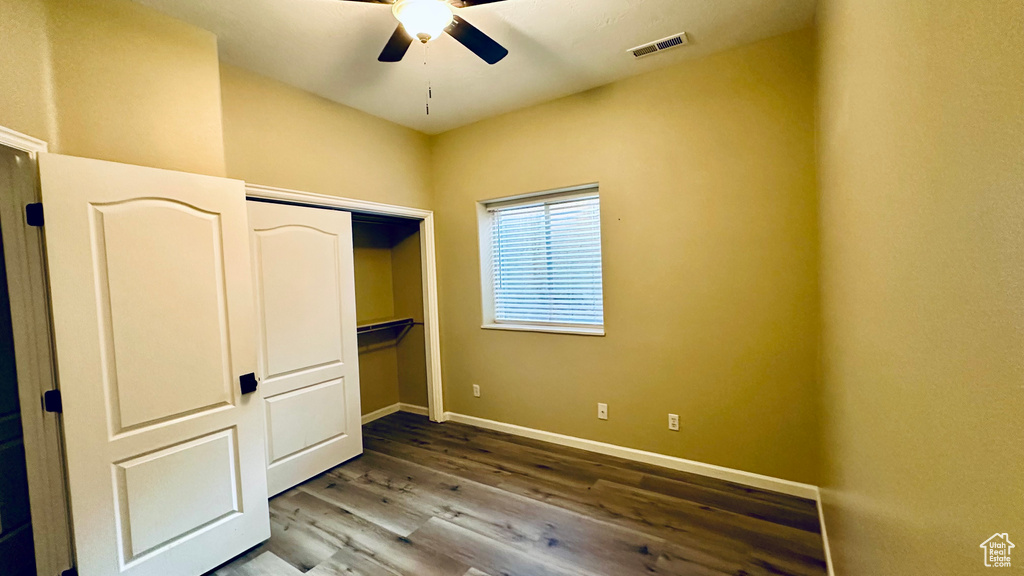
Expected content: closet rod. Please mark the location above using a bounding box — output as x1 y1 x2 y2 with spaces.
356 318 421 335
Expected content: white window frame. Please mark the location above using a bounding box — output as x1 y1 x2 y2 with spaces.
477 183 605 337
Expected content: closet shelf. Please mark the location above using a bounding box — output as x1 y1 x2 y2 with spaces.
357 317 417 335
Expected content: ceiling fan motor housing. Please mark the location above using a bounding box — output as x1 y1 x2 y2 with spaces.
371 0 509 65
392 0 455 43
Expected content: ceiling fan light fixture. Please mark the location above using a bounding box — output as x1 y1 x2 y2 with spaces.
392 0 454 43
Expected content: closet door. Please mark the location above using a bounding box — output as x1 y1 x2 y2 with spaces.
247 201 362 496
38 154 270 576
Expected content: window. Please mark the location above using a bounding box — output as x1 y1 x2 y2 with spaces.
478 185 605 336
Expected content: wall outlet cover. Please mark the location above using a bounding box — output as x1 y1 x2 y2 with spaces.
598 403 608 420
668 413 679 431
472 384 481 398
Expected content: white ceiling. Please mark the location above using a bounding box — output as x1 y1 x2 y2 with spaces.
134 0 817 134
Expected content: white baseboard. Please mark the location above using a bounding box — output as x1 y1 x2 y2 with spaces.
361 403 430 424
361 403 400 425
443 411 819 500
816 487 836 576
398 403 429 416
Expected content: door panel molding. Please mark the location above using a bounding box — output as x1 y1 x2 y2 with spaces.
89 200 236 436
264 378 350 464
252 224 346 381
114 427 242 564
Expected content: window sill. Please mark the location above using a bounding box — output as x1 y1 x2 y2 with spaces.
481 323 606 337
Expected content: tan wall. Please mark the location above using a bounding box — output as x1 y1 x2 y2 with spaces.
392 227 428 408
0 0 225 176
816 1 1024 573
220 65 432 209
45 0 225 176
431 30 820 484
0 0 52 142
354 223 400 415
354 224 397 324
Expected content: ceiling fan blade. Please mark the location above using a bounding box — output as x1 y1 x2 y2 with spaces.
379 24 414 62
451 0 508 6
444 15 508 65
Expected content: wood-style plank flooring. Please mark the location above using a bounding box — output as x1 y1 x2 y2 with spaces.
212 412 827 576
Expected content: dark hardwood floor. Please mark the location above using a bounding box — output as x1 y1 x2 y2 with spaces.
213 412 827 576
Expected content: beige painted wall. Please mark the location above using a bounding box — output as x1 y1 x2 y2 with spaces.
0 0 52 143
431 30 820 484
354 224 397 324
392 227 429 408
354 223 400 415
220 65 432 209
45 0 225 176
817 1 1024 573
0 0 226 176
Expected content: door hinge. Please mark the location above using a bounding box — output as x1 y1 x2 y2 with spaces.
26 202 43 227
43 389 62 413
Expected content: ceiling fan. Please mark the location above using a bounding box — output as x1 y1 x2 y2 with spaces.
341 0 509 65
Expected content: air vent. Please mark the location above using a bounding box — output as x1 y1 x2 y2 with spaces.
627 32 689 59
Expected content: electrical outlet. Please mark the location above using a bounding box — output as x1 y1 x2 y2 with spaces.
472 384 481 398
668 413 679 431
597 403 608 420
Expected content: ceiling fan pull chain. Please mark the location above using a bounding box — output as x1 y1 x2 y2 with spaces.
425 44 432 115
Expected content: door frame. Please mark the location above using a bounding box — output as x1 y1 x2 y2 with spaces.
0 125 75 576
245 184 446 423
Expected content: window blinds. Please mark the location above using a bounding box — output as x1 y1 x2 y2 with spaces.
488 193 604 326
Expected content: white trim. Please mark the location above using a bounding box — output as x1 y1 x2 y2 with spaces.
481 323 605 337
361 403 431 424
417 215 445 423
0 125 48 154
0 136 74 576
244 184 446 423
816 488 836 576
479 182 599 208
443 412 819 500
476 202 495 327
246 184 431 220
398 403 429 416
361 403 401 425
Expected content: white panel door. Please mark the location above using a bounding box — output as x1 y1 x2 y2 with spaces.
38 154 270 576
247 201 362 496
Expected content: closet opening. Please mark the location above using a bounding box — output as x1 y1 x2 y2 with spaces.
245 185 444 424
352 214 431 423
